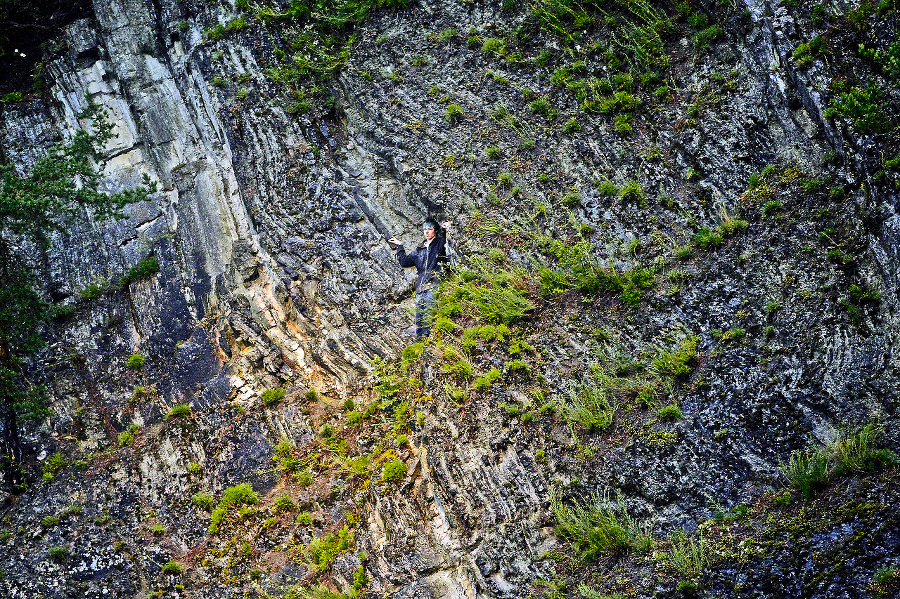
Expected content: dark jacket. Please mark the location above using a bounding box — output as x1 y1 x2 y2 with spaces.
396 236 450 292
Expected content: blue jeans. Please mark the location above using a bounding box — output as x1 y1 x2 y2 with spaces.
415 288 434 339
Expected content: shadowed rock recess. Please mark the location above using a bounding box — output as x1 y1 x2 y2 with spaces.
1 0 899 597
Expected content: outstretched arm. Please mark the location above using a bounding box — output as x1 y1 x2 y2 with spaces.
390 238 419 267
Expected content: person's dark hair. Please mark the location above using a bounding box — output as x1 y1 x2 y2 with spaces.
422 220 436 229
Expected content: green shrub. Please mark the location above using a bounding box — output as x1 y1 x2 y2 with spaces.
262 387 286 405
80 283 103 299
273 438 303 473
42 452 66 483
438 28 457 41
445 103 464 123
693 25 722 48
118 423 139 446
296 512 313 526
719 219 748 235
530 97 551 114
161 561 184 575
208 508 227 534
849 284 880 304
120 256 159 286
659 404 683 421
501 402 520 417
561 191 581 207
614 114 633 133
239 506 256 521
401 341 424 371
482 37 504 54
824 82 891 134
295 469 314 487
41 515 60 527
578 586 626 599
598 91 639 114
872 565 898 587
208 483 260 534
220 483 259 509
451 358 474 379
721 328 745 342
597 180 618 196
620 181 645 205
205 23 226 39
191 492 214 511
473 367 502 391
48 546 69 562
165 404 191 420
126 353 145 369
562 118 580 133
306 525 354 571
505 359 531 374
382 459 407 481
437 266 533 324
675 245 693 260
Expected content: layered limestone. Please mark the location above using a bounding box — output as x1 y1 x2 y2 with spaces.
0 0 898 597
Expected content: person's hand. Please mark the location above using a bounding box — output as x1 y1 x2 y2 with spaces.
388 236 402 246
440 221 451 230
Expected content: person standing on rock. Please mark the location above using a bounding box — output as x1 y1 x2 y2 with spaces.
388 220 453 339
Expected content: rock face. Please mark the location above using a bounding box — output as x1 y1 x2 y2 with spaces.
0 0 898 597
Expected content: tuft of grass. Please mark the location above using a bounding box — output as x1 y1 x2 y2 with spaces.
559 384 615 432
118 423 139 446
208 483 260 534
274 495 297 512
597 180 618 196
126 353 145 369
551 489 652 560
693 228 723 249
436 264 533 325
620 181 645 205
653 336 699 376
781 423 897 497
667 529 707 576
41 515 60 527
